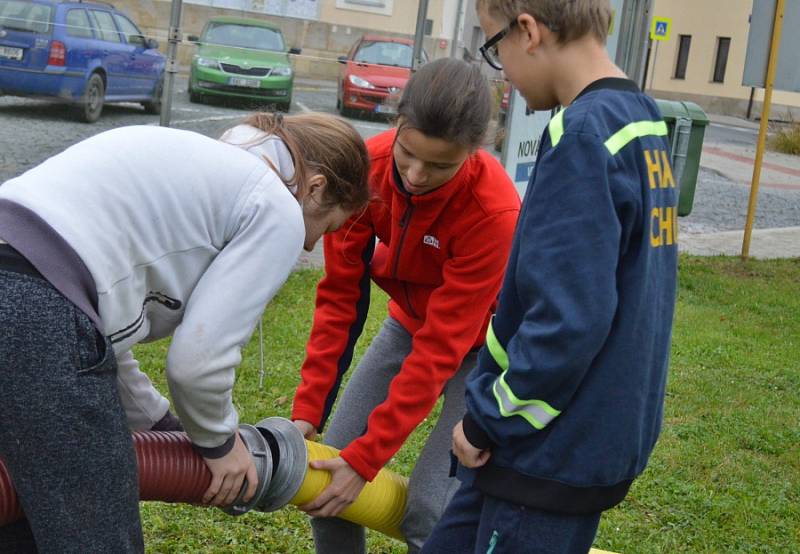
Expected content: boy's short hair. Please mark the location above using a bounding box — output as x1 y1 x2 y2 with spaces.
477 0 612 44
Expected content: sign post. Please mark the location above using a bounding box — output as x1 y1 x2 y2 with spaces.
742 0 786 259
645 16 670 91
412 0 430 70
160 0 183 127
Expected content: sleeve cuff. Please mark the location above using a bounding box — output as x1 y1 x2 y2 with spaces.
340 448 380 482
462 412 494 450
291 404 322 429
151 410 184 432
193 433 236 459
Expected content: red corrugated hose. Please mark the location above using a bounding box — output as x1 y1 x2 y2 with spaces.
0 431 211 526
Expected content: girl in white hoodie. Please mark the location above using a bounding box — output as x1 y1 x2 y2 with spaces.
0 112 369 553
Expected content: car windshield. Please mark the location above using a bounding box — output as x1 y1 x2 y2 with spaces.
0 0 52 34
354 41 413 68
202 22 285 52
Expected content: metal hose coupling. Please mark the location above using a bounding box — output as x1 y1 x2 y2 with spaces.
252 416 408 540
0 417 408 540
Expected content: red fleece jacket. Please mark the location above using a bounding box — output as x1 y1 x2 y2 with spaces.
291 129 520 480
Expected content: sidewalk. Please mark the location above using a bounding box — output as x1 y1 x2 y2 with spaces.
679 226 800 258
701 113 800 192
680 113 800 259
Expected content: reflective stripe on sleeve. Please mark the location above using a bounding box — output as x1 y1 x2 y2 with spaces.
492 373 561 430
604 120 668 155
486 319 509 371
486 320 561 430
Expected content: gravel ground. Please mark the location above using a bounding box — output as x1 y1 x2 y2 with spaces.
679 167 800 235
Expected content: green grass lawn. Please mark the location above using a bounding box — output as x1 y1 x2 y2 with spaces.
136 256 800 553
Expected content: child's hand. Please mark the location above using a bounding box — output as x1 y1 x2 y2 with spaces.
452 420 491 468
201 433 258 506
293 419 318 440
299 456 366 517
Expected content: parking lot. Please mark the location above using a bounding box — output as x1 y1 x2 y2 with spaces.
2 71 799 241
0 73 392 183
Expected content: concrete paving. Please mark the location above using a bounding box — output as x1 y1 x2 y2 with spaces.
680 226 800 259
687 113 800 258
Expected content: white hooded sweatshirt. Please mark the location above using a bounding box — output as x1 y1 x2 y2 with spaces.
0 124 304 450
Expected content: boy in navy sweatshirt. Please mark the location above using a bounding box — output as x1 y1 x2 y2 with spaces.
422 1 679 552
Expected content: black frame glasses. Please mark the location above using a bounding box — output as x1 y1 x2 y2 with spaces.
479 20 517 71
478 17 560 71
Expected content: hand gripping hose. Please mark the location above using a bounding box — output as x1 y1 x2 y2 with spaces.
0 417 408 541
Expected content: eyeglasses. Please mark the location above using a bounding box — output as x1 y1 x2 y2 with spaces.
479 20 517 71
478 17 560 71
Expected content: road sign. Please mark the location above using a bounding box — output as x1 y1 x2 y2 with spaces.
501 89 552 197
650 17 671 41
743 0 800 93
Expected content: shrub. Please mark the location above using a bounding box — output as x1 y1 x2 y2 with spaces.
769 123 800 155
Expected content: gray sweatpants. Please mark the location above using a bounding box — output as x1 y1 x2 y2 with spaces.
312 317 476 554
0 267 143 553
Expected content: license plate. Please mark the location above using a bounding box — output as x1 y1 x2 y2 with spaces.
375 103 396 115
0 46 23 61
229 77 260 88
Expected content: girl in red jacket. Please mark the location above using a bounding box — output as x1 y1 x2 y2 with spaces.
291 58 520 553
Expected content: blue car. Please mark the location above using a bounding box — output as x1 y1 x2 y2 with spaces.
0 0 165 122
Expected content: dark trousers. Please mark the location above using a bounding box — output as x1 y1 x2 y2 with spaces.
0 260 143 553
421 472 601 554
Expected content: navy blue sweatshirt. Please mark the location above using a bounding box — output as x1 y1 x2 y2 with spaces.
463 78 679 514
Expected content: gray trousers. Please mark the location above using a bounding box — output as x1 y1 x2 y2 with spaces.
0 268 143 553
312 317 476 554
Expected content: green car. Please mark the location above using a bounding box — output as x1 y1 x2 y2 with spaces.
188 16 299 110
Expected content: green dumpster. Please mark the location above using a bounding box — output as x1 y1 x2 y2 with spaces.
655 99 709 216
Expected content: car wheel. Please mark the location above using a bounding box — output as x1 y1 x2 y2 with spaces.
277 99 291 113
338 98 354 118
189 88 203 104
142 77 163 115
78 73 104 123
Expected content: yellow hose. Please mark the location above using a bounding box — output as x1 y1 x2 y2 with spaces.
289 440 408 540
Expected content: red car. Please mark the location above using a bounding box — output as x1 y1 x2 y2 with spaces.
337 34 427 118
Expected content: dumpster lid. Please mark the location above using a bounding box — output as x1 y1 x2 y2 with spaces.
655 99 709 127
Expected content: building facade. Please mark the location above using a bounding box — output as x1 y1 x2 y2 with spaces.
646 0 800 120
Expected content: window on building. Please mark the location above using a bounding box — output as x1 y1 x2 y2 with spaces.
336 0 392 16
674 34 691 79
342 0 385 5
712 37 731 83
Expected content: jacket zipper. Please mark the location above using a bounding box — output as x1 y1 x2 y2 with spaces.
146 291 182 311
393 195 414 279
394 195 420 319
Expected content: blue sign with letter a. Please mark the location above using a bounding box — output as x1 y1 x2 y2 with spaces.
650 17 672 41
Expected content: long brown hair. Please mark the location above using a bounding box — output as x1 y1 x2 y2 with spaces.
239 112 370 211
